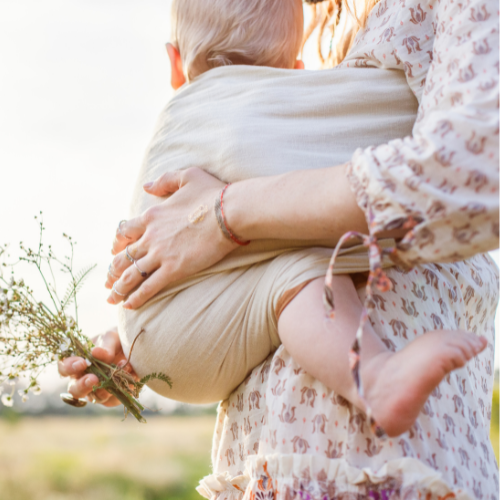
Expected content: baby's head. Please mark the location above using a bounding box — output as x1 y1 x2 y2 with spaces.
168 0 304 88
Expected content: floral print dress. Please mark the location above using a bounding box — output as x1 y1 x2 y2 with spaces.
197 0 499 498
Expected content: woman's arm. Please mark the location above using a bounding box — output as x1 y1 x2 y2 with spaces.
107 165 404 309
223 164 368 241
343 0 499 266
228 0 499 264
143 163 372 242
107 0 498 308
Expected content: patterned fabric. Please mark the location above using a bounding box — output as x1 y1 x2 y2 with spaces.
201 257 498 500
323 230 398 440
344 0 499 266
198 0 499 498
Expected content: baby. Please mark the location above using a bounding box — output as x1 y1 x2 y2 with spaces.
110 0 486 437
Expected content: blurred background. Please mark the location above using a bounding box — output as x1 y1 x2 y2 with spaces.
0 1 498 499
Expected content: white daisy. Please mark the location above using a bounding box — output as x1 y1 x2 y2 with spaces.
1 394 13 407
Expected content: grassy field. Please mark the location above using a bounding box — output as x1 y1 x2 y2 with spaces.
0 390 497 500
0 415 215 500
491 383 499 461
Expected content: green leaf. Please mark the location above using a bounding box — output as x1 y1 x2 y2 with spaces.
61 264 97 309
138 372 172 391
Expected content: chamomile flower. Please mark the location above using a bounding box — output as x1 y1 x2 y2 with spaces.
18 390 29 403
59 337 71 354
1 394 13 407
0 223 164 422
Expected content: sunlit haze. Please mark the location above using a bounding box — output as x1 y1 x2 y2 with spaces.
0 1 498 408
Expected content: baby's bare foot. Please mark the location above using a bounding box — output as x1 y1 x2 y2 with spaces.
361 330 487 437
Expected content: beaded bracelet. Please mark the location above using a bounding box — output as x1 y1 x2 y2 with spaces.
214 184 251 246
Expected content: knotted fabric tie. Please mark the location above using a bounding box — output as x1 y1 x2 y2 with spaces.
323 226 399 439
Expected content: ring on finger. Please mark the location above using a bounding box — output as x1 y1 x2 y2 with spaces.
88 393 101 405
117 220 131 240
125 246 136 263
112 282 128 297
90 393 107 405
108 264 119 280
134 260 149 279
61 393 87 408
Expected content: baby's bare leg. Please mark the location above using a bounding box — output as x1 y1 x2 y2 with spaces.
278 275 384 411
278 275 486 437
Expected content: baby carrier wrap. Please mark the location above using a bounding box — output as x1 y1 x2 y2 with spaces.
118 65 418 403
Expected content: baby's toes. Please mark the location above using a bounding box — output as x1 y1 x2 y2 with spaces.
453 332 485 360
471 335 487 354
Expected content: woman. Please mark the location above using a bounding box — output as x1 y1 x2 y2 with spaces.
60 0 499 497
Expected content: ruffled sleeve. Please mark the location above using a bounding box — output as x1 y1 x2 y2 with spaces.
347 0 499 267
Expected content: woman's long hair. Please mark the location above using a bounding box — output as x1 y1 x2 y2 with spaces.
303 0 379 66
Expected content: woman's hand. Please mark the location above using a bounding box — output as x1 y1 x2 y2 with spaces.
104 165 375 311
105 167 238 309
57 327 135 407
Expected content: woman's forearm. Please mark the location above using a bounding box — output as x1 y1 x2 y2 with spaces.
224 164 368 243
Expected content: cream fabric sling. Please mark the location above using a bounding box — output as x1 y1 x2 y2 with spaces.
118 65 418 403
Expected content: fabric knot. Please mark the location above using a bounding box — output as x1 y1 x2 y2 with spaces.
323 226 400 441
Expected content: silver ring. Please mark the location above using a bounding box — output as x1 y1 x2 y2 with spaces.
60 393 87 408
108 264 119 280
117 220 131 240
112 282 127 297
134 260 148 278
89 393 105 405
125 246 135 263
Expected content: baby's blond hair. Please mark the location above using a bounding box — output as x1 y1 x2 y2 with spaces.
171 0 304 81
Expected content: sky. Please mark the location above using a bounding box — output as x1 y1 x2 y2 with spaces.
0 1 498 407
0 0 173 334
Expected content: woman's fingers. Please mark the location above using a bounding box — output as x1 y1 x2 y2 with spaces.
143 170 182 196
68 373 100 399
105 252 132 289
58 356 89 378
91 328 138 378
107 255 157 304
102 396 121 407
68 377 115 406
91 328 126 364
123 268 172 310
105 243 147 289
112 217 147 256
88 388 113 404
59 328 137 407
105 167 232 310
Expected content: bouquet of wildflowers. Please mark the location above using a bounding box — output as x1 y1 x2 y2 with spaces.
0 216 171 422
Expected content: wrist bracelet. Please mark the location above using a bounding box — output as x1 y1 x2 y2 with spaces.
214 184 251 246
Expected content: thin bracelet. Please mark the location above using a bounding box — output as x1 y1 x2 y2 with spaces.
214 184 251 246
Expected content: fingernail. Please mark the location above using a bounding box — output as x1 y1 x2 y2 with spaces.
117 360 127 368
123 302 132 309
107 296 115 305
143 181 153 190
72 360 86 371
85 377 94 388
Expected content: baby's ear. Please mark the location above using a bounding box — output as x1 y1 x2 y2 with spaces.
166 43 187 89
294 60 305 70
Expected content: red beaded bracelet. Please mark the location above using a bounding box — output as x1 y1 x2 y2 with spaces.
214 183 251 246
